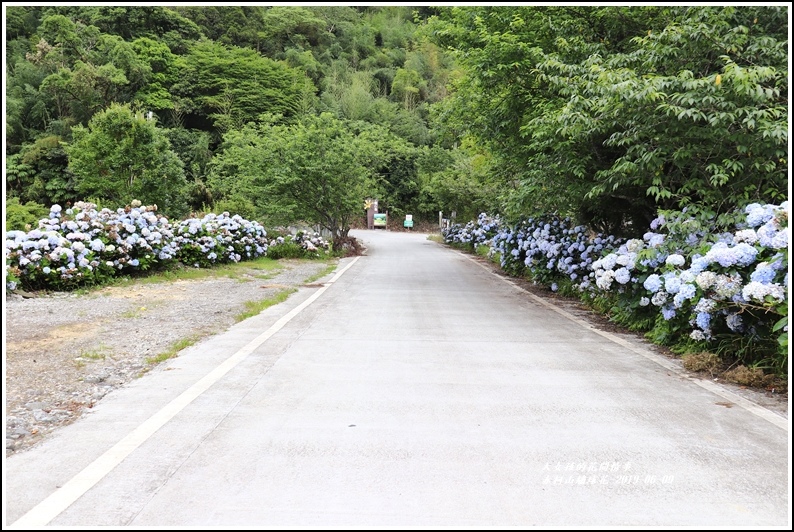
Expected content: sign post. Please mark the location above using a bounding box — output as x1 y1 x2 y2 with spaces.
403 214 413 230
373 213 387 229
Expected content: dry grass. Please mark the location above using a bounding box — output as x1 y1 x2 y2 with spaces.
681 351 722 375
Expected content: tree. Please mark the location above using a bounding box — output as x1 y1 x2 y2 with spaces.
172 40 315 136
209 113 381 247
66 103 187 216
426 6 788 232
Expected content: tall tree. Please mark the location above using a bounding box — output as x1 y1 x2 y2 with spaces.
172 41 315 136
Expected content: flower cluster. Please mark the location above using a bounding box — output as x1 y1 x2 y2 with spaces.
5 201 173 290
288 231 331 256
443 213 502 248
591 201 788 355
6 202 272 291
173 212 268 268
490 214 623 290
266 230 332 260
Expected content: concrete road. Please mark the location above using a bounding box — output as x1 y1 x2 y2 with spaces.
4 229 790 528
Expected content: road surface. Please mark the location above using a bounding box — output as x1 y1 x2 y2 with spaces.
4 229 790 527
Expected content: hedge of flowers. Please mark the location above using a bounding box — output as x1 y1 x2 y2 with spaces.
490 215 624 291
442 212 503 248
288 231 332 257
266 231 332 260
5 201 272 292
173 212 269 268
6 201 172 291
444 201 789 374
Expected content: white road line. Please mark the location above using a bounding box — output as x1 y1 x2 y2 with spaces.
10 257 360 528
462 252 789 432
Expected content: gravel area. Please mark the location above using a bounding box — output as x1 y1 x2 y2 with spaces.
4 259 336 456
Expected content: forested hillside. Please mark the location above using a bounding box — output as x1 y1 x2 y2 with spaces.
6 5 786 233
6 5 466 228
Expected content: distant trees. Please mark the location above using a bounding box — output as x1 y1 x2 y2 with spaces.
8 6 781 236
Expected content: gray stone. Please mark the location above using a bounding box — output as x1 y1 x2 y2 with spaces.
24 401 51 411
31 410 56 423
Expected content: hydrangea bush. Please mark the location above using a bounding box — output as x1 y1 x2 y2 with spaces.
489 214 623 292
266 231 332 260
442 213 502 249
173 212 269 268
5 201 173 290
446 201 789 374
5 201 272 292
288 231 332 257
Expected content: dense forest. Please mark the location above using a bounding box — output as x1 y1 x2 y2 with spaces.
5 5 788 237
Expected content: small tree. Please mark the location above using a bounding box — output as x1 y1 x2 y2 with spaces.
209 113 375 249
66 103 188 216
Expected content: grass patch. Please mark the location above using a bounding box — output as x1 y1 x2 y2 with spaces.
120 301 162 318
88 257 285 292
235 288 297 322
303 261 338 284
145 335 201 365
74 344 110 367
78 345 110 360
426 234 444 243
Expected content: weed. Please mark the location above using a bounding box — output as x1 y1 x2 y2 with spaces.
145 336 200 365
235 289 296 322
77 345 110 361
303 262 337 284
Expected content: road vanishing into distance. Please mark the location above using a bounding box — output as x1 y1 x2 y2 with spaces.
5 229 790 528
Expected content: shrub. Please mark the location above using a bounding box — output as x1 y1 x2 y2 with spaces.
4 197 49 231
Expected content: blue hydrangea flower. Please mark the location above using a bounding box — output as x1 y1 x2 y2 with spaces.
614 267 631 284
664 274 681 294
750 262 777 284
745 203 773 227
644 274 662 293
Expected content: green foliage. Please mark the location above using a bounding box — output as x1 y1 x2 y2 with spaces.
264 241 305 260
208 113 376 246
426 6 788 232
6 6 459 221
165 127 214 210
66 103 188 217
417 143 501 222
173 40 315 135
4 197 49 231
